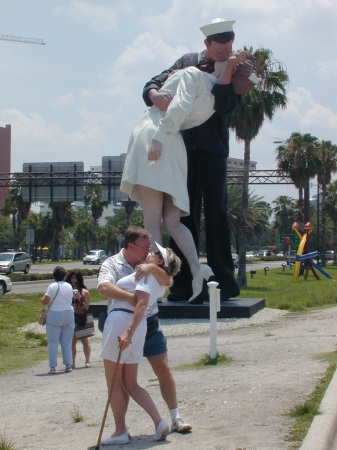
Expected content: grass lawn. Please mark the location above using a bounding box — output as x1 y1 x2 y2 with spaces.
1 264 336 375
239 264 337 311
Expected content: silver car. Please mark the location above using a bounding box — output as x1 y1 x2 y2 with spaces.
83 249 107 265
0 274 12 295
0 252 32 274
324 250 334 261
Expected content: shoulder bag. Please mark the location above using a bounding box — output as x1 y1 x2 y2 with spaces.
39 283 60 326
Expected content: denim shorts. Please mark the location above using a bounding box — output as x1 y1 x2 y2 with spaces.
143 329 167 358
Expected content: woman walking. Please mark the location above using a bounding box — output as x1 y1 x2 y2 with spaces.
42 266 74 374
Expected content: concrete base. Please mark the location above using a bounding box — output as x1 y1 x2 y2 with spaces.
89 297 265 319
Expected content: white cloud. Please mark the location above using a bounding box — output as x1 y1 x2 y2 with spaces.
302 104 337 129
0 108 112 171
285 88 337 130
79 88 99 99
316 60 337 79
54 92 74 107
286 87 315 115
104 32 189 84
53 0 134 32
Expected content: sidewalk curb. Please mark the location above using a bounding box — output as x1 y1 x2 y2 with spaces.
301 366 337 449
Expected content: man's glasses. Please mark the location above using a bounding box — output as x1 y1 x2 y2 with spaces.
132 242 152 251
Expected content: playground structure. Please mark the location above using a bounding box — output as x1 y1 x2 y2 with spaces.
285 222 333 281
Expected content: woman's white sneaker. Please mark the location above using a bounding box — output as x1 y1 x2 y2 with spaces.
100 432 130 445
153 420 169 441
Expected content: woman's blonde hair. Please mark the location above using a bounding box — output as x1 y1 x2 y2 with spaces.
164 248 181 277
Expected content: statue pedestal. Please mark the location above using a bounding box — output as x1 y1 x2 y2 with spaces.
89 297 265 319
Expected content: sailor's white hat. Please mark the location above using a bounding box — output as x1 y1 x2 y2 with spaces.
200 18 236 37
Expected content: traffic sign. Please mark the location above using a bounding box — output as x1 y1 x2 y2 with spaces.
26 229 34 245
279 234 299 245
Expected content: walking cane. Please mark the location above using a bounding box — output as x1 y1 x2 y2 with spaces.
95 346 123 450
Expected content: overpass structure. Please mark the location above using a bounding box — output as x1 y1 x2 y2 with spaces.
0 169 292 188
0 169 293 203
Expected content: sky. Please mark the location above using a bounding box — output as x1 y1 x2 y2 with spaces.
1 0 337 205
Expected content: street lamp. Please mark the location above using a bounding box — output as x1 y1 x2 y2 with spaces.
310 178 321 265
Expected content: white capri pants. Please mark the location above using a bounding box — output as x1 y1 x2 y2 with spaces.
46 309 74 368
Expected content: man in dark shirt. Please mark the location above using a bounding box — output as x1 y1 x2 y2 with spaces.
142 18 241 302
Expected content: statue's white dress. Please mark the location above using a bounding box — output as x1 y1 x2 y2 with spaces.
121 67 217 216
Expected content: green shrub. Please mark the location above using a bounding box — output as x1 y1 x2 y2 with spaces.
8 268 99 282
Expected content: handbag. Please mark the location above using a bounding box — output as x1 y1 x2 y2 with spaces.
39 284 60 326
75 312 87 326
75 313 95 339
39 309 48 326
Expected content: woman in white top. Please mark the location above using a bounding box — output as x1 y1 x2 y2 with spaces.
99 243 181 446
42 266 74 374
121 51 256 302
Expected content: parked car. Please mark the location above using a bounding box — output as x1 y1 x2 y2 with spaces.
246 251 256 258
83 249 107 265
0 252 31 274
0 274 12 295
324 250 335 261
277 251 284 257
258 249 274 257
232 253 239 268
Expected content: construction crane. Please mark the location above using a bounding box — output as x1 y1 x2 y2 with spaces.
0 34 45 45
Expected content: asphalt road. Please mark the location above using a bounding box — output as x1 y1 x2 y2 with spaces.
10 260 285 295
28 261 94 274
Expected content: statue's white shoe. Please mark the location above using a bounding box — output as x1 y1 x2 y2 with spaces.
189 264 214 303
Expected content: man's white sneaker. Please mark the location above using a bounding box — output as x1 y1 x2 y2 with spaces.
171 417 192 433
153 420 169 441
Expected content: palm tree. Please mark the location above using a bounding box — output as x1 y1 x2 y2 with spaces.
84 185 109 249
0 213 13 250
230 47 289 287
122 199 137 229
1 174 31 250
73 208 93 254
49 202 74 260
227 185 271 253
272 195 297 233
276 133 321 226
317 140 337 265
25 212 54 262
325 181 337 265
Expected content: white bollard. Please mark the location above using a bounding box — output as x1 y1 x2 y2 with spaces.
208 281 219 360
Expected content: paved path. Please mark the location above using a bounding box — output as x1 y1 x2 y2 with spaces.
1 307 337 449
